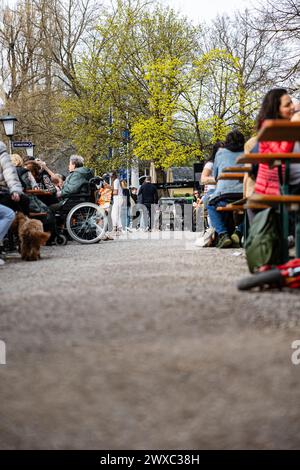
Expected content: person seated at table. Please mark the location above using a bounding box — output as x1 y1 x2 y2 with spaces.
60 155 94 199
11 153 39 190
193 189 201 206
10 154 56 240
25 160 58 205
195 143 223 247
207 130 245 248
11 153 49 212
34 159 65 197
200 141 223 203
254 88 295 196
0 141 29 215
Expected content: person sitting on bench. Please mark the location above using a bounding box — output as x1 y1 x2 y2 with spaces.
207 130 245 248
0 141 29 215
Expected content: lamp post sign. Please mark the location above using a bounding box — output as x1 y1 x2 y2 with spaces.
12 141 33 148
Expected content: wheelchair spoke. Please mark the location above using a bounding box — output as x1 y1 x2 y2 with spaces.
66 202 108 244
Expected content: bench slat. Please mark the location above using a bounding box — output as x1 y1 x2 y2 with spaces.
217 172 245 181
250 194 300 204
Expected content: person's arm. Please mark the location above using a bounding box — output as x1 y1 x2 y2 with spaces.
137 185 143 203
1 151 23 195
26 171 39 189
201 165 215 185
154 186 158 204
61 173 74 197
36 160 56 180
112 179 119 196
61 172 84 197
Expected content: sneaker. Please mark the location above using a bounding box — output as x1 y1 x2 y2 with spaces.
195 228 215 247
216 233 232 248
0 254 5 266
102 233 114 241
231 230 242 248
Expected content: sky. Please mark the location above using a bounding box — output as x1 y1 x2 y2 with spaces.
2 0 259 20
161 0 258 22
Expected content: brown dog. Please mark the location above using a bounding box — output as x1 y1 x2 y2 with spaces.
14 212 50 261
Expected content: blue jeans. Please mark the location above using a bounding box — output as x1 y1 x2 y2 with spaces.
207 200 243 235
201 189 215 207
0 204 15 242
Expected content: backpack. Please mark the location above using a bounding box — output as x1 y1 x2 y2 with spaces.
245 208 283 273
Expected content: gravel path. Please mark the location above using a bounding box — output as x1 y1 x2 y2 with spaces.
1 232 300 449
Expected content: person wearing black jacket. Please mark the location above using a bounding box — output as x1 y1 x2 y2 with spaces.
137 176 158 230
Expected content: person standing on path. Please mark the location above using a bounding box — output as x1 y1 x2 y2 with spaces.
110 171 124 234
137 176 158 231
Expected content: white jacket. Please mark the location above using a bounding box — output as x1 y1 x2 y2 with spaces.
0 141 23 194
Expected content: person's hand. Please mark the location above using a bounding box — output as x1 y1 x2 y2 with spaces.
35 159 46 168
11 192 20 202
291 110 300 122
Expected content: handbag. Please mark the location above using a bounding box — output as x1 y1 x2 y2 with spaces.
245 208 283 272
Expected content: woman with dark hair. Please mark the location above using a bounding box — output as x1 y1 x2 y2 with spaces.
257 88 293 125
255 88 295 195
25 160 58 205
205 129 245 248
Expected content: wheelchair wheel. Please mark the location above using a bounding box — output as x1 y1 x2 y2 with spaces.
54 234 68 246
66 202 108 244
237 269 283 291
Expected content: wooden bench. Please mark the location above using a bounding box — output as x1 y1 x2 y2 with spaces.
217 172 245 181
216 198 247 213
223 166 251 173
217 197 270 213
248 193 300 209
236 152 300 165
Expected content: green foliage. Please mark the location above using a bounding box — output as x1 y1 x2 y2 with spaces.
56 1 262 171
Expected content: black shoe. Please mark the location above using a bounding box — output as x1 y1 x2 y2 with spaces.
231 230 242 248
216 233 232 248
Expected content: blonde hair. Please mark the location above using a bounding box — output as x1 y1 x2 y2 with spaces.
10 153 24 167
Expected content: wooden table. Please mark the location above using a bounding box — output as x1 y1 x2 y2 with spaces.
257 119 300 141
236 153 300 166
25 189 52 196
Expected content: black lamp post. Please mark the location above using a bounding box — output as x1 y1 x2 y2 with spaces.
0 113 18 154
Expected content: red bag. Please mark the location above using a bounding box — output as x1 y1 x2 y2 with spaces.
277 258 300 288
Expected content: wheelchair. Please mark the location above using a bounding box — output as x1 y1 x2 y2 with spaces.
52 176 108 245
